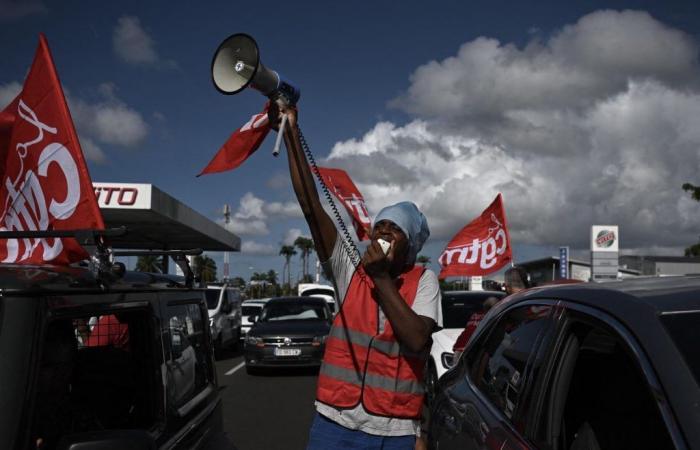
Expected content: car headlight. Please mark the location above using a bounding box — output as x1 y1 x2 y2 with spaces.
312 335 327 347
441 352 455 370
246 335 263 346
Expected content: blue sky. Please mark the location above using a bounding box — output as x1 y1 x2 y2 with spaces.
2 0 700 282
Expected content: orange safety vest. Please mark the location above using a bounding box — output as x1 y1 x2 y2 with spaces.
316 265 427 419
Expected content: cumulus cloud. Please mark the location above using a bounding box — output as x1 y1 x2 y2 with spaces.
227 192 302 237
327 10 700 253
241 241 277 256
283 228 304 246
113 16 160 66
0 0 47 21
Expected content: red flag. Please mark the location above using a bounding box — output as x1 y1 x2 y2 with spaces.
315 167 371 241
198 104 271 176
0 34 105 265
438 194 512 279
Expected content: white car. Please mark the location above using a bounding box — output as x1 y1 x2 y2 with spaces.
425 290 506 405
241 298 271 338
206 283 242 356
298 283 337 315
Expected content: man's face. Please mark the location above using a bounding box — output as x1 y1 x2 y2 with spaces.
372 219 409 266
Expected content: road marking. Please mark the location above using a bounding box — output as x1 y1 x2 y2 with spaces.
225 361 245 375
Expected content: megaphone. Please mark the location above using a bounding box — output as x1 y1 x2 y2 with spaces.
211 33 300 105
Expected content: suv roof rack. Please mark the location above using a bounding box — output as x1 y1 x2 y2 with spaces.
0 227 202 288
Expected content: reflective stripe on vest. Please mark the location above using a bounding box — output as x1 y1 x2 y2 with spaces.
321 361 424 395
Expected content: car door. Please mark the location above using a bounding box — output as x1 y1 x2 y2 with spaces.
531 303 681 450
431 302 557 450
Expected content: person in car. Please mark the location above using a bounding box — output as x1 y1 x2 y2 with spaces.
452 295 501 360
272 104 441 449
503 265 531 295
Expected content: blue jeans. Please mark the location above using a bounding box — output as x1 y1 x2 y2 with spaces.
306 413 416 450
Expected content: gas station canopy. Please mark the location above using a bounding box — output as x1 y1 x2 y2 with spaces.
94 183 240 252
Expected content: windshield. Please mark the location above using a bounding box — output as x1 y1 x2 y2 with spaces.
260 302 328 322
301 288 334 298
242 305 262 316
660 311 700 386
441 292 505 329
205 290 220 309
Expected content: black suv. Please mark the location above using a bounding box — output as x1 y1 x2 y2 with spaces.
429 276 700 450
0 262 230 450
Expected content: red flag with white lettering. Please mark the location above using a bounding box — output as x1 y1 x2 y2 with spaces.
0 34 105 265
315 167 371 241
198 103 271 176
438 193 512 279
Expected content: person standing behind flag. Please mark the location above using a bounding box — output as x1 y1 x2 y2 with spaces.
271 104 441 449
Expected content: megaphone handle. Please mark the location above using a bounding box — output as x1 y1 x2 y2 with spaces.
272 113 288 157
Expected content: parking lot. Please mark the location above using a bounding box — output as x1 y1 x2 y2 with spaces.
215 349 319 450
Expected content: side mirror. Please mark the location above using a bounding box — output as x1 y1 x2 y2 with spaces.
58 430 155 450
249 315 257 323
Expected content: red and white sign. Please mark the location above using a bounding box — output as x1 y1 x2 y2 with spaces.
438 194 512 279
315 167 371 241
198 103 271 176
93 183 151 209
0 35 104 265
591 225 619 252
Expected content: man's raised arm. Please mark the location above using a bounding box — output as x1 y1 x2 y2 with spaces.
271 104 336 262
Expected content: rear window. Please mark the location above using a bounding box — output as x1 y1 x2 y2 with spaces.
660 311 700 386
442 291 505 329
242 305 262 316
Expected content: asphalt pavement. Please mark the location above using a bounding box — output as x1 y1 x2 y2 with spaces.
215 347 319 450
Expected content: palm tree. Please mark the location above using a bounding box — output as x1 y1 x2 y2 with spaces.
136 255 162 273
294 236 315 281
279 245 297 286
416 255 431 267
193 255 217 284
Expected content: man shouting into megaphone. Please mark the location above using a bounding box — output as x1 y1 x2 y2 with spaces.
271 103 442 450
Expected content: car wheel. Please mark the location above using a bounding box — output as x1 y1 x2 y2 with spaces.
425 359 438 408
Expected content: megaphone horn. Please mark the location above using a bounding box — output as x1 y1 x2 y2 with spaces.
211 33 300 105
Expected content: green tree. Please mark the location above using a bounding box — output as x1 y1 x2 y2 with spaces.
416 255 431 267
193 255 217 284
294 236 315 281
135 255 162 273
683 183 700 255
279 245 297 287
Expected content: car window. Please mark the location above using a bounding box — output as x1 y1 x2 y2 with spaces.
660 310 700 387
205 290 220 309
466 305 552 420
442 291 505 329
261 302 328 321
242 305 262 316
538 314 675 450
166 303 212 408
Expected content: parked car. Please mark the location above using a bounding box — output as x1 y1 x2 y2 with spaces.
426 290 506 405
298 282 337 314
0 266 229 450
241 298 271 339
244 296 332 374
205 283 242 356
429 276 700 450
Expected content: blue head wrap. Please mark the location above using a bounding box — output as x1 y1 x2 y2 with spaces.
373 201 430 266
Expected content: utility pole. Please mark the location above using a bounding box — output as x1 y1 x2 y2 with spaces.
223 204 231 281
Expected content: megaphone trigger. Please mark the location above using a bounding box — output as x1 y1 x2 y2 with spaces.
272 113 288 157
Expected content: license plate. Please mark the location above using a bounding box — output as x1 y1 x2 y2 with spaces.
274 347 301 356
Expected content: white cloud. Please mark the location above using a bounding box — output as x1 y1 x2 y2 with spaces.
327 10 700 252
78 136 107 164
68 83 148 148
224 218 268 237
241 241 277 256
113 16 160 66
0 0 47 21
283 228 303 246
0 81 21 108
